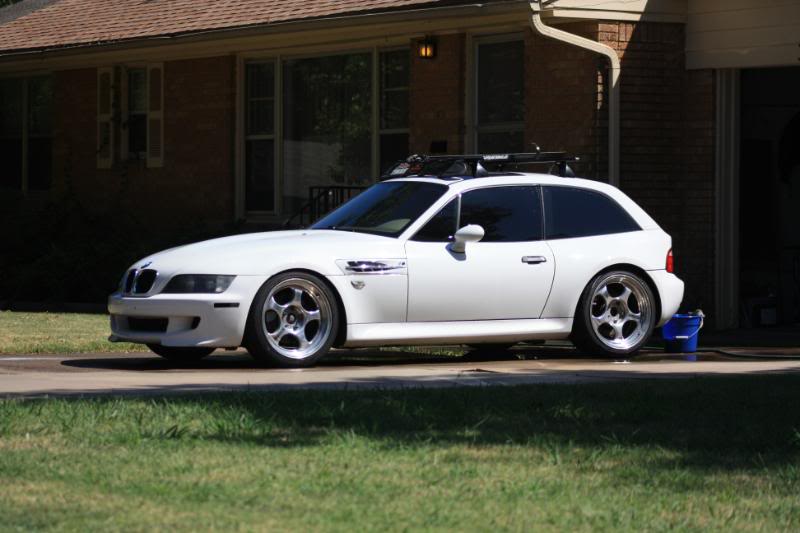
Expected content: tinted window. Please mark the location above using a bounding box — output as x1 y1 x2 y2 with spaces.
460 186 542 242
543 186 640 239
412 199 458 242
312 181 447 237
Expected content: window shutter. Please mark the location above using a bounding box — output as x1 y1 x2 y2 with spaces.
97 67 114 169
146 63 164 168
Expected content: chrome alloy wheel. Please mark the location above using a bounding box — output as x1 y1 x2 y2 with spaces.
260 278 333 360
589 273 653 351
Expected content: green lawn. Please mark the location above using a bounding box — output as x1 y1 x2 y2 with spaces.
0 311 143 354
1 377 799 531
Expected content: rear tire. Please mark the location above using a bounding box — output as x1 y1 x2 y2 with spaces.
147 344 215 362
571 270 656 357
246 271 339 368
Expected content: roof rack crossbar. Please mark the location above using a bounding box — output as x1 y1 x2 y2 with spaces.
380 151 580 180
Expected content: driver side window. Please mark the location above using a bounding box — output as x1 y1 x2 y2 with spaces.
412 185 543 243
412 198 458 242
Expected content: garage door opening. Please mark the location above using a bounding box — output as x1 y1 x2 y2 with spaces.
739 67 800 328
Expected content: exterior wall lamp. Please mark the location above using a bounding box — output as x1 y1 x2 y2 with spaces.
418 36 437 59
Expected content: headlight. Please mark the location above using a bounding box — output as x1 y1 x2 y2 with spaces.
162 275 236 294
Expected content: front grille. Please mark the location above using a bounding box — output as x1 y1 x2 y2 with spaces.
133 269 157 294
124 270 137 293
127 317 168 333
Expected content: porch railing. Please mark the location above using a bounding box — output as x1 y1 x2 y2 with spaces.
283 185 367 229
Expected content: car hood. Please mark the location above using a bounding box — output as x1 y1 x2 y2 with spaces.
132 230 407 276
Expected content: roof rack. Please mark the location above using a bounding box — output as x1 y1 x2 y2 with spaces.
380 147 580 181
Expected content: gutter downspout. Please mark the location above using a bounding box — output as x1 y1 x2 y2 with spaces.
529 1 621 187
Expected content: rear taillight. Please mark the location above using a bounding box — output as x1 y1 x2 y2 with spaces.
666 249 674 273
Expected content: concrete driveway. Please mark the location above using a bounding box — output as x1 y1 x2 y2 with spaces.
1 345 799 398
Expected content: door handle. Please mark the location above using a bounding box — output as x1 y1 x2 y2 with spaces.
521 256 547 264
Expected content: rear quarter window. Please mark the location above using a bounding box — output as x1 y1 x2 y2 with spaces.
543 186 640 240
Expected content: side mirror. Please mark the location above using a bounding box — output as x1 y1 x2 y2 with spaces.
450 224 485 253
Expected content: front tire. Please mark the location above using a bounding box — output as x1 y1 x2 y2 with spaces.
147 344 215 362
571 270 656 357
246 272 339 367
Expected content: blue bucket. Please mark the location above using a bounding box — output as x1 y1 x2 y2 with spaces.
662 314 704 353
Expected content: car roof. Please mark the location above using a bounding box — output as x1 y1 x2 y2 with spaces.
386 173 660 230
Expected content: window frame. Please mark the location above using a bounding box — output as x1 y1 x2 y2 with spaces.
123 66 148 161
237 45 411 219
542 185 642 240
107 63 163 168
0 73 53 194
378 47 410 174
410 184 545 243
472 33 526 154
243 58 279 214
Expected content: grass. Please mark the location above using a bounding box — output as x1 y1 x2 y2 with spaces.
0 311 143 354
1 377 799 531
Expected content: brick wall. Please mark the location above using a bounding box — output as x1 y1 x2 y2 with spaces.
598 22 716 315
409 34 466 154
524 23 603 180
53 55 236 229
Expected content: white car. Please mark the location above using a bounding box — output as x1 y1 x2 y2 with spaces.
108 154 684 367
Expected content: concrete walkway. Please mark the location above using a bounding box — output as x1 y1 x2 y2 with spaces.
1 347 799 398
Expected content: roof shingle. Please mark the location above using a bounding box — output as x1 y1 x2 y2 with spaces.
0 0 460 54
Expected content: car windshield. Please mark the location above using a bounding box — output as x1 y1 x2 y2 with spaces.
311 181 448 237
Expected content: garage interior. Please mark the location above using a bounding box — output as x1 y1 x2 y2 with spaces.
739 66 800 329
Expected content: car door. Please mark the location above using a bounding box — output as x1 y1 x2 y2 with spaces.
404 185 555 322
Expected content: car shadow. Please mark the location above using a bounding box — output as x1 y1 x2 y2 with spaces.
59 344 736 372
60 345 575 372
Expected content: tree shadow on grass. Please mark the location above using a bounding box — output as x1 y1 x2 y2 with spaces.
119 374 800 471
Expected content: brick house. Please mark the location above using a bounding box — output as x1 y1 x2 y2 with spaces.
1 0 799 329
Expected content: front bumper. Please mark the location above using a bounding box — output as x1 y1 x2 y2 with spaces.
649 270 685 326
107 276 266 348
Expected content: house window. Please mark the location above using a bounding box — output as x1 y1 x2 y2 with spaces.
475 37 524 153
242 48 410 216
127 68 148 158
379 49 410 173
97 64 163 169
0 75 53 192
282 52 373 215
244 61 276 212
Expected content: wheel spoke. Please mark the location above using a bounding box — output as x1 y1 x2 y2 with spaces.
267 297 287 315
305 308 321 321
290 287 304 307
268 326 288 342
619 286 632 302
597 286 612 306
295 330 311 350
612 322 626 340
625 317 641 330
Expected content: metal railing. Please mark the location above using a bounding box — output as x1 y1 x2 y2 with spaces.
283 185 367 229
